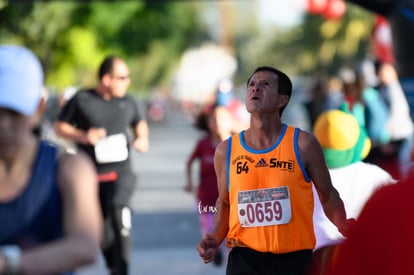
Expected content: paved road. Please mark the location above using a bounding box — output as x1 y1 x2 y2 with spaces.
76 107 226 275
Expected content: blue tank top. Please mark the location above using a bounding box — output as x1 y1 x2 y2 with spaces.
0 141 72 275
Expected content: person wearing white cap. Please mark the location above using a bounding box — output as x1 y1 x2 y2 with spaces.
0 45 102 275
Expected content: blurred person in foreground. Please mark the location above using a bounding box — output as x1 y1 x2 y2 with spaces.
0 45 102 274
197 66 354 275
54 55 149 275
185 104 234 266
308 110 395 275
324 170 414 275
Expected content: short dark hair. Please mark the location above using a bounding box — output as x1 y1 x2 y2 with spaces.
98 55 118 80
247 66 292 98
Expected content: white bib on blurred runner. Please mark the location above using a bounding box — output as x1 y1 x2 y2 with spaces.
95 133 128 163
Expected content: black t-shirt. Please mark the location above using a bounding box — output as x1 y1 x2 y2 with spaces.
58 89 142 172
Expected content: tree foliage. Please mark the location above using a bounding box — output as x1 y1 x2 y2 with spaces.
0 1 208 95
243 3 375 78
0 1 376 98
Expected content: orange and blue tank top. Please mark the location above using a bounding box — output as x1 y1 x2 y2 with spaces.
226 124 315 253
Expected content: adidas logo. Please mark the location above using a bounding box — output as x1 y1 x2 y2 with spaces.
255 158 268 168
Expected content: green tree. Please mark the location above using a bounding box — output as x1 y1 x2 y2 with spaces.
0 1 208 95
234 3 375 84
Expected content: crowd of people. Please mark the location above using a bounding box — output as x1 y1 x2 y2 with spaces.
1 43 413 275
303 58 414 180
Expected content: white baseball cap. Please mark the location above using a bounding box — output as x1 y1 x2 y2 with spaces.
0 45 44 115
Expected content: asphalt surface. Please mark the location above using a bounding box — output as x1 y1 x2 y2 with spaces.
75 106 227 275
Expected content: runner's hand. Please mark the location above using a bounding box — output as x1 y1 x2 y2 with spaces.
197 234 218 263
338 218 356 237
86 127 106 145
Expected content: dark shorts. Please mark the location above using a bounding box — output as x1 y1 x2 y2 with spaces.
226 247 313 275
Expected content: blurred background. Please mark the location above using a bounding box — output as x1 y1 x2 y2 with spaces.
0 0 391 130
2 1 413 274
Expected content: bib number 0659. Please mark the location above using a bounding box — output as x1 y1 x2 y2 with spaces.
246 201 282 224
237 187 291 227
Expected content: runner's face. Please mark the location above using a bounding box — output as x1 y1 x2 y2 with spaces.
245 71 280 114
109 59 130 98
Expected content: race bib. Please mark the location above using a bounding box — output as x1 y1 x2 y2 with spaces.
238 186 291 227
94 133 128 164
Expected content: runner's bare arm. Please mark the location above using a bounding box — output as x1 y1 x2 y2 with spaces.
132 119 149 153
298 130 350 233
55 121 107 146
212 140 231 244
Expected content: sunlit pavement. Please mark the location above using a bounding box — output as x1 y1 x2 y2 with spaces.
76 107 226 275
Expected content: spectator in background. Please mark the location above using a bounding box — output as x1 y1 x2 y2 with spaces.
215 79 249 132
325 76 343 111
354 59 414 179
338 67 367 127
312 109 394 249
185 104 234 266
309 110 395 275
304 76 343 130
338 66 394 165
0 45 102 274
370 61 414 179
54 55 149 275
304 77 329 129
